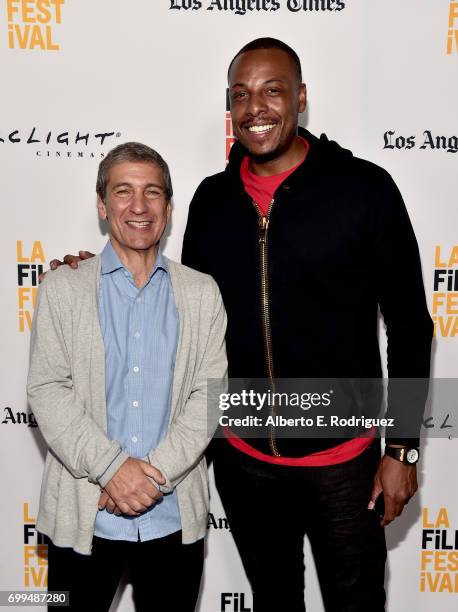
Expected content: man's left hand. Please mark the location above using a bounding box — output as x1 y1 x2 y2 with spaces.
98 490 122 516
368 453 418 527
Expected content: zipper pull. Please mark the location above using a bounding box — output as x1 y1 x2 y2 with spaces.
259 216 269 244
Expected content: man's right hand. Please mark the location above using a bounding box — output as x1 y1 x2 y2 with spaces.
100 457 166 517
39 251 95 282
51 250 95 270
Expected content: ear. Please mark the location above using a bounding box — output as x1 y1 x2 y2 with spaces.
166 201 172 223
97 196 107 221
298 83 307 114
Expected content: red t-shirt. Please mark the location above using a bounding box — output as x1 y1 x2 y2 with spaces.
224 427 375 466
240 137 309 216
228 136 375 466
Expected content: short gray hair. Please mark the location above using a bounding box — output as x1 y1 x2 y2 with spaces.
96 142 173 202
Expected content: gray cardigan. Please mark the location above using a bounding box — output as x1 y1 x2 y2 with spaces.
27 255 227 555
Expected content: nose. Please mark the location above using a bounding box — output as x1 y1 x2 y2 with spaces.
246 91 268 117
129 190 149 214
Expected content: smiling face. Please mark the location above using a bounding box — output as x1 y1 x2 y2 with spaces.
228 48 306 173
97 161 171 259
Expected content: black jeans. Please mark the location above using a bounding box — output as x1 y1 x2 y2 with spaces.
44 530 204 612
213 440 386 612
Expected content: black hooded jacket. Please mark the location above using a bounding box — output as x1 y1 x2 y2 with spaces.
182 127 433 456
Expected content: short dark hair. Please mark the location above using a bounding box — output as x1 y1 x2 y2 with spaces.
96 142 173 202
227 37 302 83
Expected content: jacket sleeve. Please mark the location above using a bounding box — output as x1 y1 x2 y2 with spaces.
27 273 129 486
147 278 227 492
372 172 433 446
181 179 211 273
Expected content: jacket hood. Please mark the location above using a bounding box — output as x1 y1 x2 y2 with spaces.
225 126 353 178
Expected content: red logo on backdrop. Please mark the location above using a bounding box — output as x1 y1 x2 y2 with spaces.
226 89 236 163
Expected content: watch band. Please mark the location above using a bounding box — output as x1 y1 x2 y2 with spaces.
385 446 419 465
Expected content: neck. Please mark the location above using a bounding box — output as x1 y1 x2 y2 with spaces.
110 239 158 288
249 135 306 176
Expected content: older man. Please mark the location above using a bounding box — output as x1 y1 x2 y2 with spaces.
28 142 227 611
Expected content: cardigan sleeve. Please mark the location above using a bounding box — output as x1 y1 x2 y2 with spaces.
27 271 129 486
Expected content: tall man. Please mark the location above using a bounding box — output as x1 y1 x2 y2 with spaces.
181 39 433 611
28 142 227 611
51 39 433 611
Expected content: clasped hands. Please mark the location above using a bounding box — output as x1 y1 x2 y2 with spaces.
98 457 166 517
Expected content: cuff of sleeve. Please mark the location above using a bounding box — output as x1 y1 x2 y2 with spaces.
96 449 130 488
146 453 173 494
385 437 420 448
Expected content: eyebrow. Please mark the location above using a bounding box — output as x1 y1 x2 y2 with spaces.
112 182 164 189
230 78 286 89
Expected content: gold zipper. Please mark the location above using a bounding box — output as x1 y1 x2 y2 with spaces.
253 199 281 457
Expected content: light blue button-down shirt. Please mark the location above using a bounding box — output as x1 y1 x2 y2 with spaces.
94 240 181 542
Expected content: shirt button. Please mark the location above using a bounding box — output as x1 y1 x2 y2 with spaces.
132 401 139 408
132 436 138 443
134 332 140 339
133 366 140 373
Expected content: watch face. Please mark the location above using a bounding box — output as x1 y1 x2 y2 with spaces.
406 449 419 464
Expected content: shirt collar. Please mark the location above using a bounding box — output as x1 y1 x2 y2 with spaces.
100 240 168 277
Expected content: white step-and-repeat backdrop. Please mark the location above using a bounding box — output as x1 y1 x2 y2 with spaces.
1 1 457 610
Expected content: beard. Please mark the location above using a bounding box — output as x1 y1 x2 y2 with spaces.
249 147 284 165
242 131 297 166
